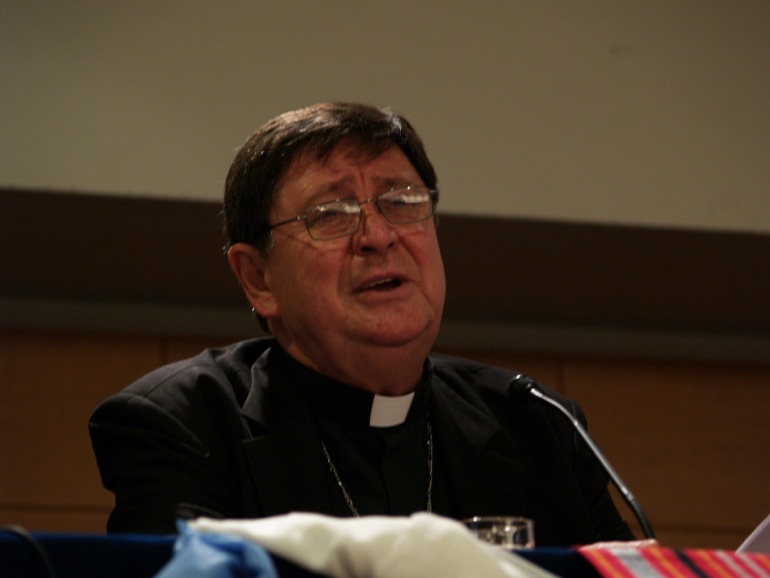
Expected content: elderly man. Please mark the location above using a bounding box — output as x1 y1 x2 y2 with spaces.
90 102 634 546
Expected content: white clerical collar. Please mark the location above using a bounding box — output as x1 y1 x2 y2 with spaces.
369 392 415 427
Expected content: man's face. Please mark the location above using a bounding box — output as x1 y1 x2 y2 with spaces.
259 142 446 375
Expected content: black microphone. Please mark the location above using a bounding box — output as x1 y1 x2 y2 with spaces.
510 373 656 540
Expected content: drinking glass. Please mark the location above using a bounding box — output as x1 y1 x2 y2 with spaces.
464 516 535 550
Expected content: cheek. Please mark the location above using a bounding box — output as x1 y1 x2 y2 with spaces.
417 229 445 279
426 241 446 305
428 254 447 309
283 246 348 305
407 232 446 307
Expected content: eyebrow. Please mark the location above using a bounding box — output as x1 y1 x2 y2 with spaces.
309 176 419 199
305 176 417 207
308 177 354 202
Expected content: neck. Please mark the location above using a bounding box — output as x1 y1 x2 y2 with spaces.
279 337 430 396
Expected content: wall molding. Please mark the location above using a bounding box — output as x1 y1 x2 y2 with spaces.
3 189 769 363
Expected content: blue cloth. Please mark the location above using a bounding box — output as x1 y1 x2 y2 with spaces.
154 523 278 578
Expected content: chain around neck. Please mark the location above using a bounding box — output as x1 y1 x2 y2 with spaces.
320 417 433 517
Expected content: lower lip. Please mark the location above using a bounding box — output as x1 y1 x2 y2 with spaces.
357 281 407 297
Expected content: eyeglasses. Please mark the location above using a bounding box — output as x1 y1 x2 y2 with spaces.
264 185 438 241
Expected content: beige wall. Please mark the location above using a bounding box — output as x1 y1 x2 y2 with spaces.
2 328 768 550
2 1 769 233
2 2 768 547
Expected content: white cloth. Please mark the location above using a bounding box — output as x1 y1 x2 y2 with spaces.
188 512 556 578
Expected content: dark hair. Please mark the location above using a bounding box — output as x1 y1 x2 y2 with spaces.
223 102 438 254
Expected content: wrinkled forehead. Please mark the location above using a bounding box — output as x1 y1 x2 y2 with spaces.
290 136 394 173
276 137 402 193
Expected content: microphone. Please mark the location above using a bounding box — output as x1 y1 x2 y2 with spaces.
510 373 656 540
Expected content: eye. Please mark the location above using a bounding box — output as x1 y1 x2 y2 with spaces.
382 187 430 205
375 187 433 225
397 192 429 205
306 201 359 231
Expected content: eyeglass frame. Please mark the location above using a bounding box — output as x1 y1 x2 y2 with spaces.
260 185 439 241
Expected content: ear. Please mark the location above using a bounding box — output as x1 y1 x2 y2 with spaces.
227 243 280 320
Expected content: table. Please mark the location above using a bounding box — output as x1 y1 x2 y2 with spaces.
0 528 600 578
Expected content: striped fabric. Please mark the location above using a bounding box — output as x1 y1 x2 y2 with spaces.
579 546 770 578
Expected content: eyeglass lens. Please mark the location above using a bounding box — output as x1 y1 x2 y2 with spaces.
305 187 434 240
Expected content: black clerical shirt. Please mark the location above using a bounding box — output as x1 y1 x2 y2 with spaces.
277 346 446 518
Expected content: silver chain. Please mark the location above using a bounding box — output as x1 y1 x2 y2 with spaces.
321 417 433 517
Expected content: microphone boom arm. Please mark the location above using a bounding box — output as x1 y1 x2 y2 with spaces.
526 382 656 540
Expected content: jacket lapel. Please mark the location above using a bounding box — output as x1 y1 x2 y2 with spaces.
430 381 527 519
239 347 335 517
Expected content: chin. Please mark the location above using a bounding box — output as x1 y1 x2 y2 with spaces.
361 318 439 351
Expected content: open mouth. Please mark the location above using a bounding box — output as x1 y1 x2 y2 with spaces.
358 277 403 292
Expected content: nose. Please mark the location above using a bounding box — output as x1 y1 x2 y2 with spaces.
352 202 396 253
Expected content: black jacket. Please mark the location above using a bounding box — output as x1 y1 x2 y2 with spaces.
89 338 633 546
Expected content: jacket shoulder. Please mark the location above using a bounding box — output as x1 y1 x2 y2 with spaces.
100 337 274 413
429 352 522 403
429 351 570 408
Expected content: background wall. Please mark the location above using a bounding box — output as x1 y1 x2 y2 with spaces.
2 328 768 550
2 1 769 232
1 0 769 552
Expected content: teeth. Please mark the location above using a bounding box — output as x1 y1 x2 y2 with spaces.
362 278 397 291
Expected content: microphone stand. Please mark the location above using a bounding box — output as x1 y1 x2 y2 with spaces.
514 375 656 540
